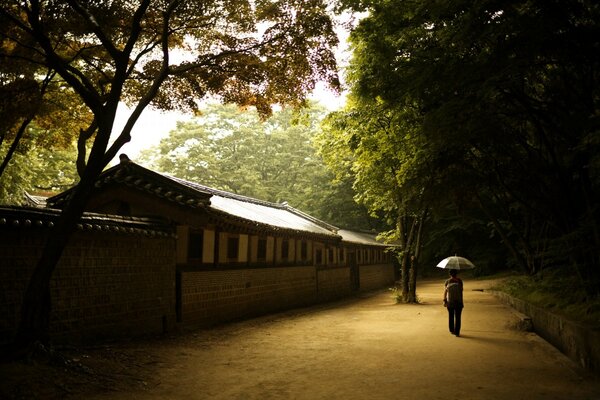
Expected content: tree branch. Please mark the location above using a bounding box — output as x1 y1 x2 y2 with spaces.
66 0 122 61
76 119 98 177
103 0 179 165
25 1 103 112
122 0 153 58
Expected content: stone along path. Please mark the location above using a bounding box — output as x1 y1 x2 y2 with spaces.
85 278 599 400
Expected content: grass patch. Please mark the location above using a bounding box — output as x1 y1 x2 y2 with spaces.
389 287 403 303
389 286 421 304
494 268 600 330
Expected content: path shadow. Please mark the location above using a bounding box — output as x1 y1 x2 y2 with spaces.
455 330 523 346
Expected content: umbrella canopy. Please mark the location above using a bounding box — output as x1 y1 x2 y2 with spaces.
436 256 476 270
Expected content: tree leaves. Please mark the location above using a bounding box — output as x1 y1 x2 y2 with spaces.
0 0 344 348
333 0 600 290
140 102 382 230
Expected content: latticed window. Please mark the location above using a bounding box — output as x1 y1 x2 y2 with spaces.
300 241 308 260
188 231 203 260
257 238 267 260
281 239 289 260
227 237 239 260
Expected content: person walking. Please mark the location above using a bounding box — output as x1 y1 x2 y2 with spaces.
443 269 464 337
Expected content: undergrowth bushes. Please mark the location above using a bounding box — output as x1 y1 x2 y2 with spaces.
496 268 600 330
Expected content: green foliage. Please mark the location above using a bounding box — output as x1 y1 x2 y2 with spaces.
139 102 383 230
388 287 403 304
0 0 342 348
334 0 600 294
0 152 35 205
317 99 426 227
497 269 600 330
0 131 79 205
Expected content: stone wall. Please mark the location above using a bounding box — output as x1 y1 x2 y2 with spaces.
492 291 600 377
179 266 318 326
179 263 394 328
1 207 397 345
0 208 176 345
359 264 396 291
317 266 352 302
50 233 176 343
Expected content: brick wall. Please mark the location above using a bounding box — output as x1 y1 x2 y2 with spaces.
50 233 176 343
1 207 398 344
316 266 352 302
179 264 391 328
179 266 318 326
359 264 396 291
0 209 176 345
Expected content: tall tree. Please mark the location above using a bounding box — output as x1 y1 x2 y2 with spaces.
317 99 429 302
140 102 381 230
334 0 600 294
0 0 339 353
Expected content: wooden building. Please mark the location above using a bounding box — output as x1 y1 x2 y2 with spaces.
1 157 397 344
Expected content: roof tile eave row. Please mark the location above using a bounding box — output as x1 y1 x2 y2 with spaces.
0 206 174 237
42 161 389 245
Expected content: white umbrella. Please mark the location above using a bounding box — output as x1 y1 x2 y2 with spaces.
436 255 476 270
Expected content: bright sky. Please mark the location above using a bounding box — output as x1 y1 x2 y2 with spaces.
114 84 346 161
113 12 356 162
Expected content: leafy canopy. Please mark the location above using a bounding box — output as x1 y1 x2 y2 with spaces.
329 0 600 284
140 102 383 230
1 0 343 349
0 0 340 172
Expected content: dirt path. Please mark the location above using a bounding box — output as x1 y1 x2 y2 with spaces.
3 278 599 399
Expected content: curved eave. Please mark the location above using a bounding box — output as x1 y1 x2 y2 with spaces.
47 163 211 210
0 206 174 237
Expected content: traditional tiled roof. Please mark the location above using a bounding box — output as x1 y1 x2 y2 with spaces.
47 160 340 239
24 193 47 208
47 161 212 210
0 206 173 237
165 174 339 236
45 158 394 246
338 229 389 247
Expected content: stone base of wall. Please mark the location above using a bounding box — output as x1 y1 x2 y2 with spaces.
359 264 396 291
180 264 382 328
317 266 352 302
179 267 318 327
491 291 600 378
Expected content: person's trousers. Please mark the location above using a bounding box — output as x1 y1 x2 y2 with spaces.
447 305 463 336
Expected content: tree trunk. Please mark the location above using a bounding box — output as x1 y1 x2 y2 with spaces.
397 215 418 302
13 224 71 351
396 216 407 299
407 212 426 303
408 256 417 303
11 154 103 356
